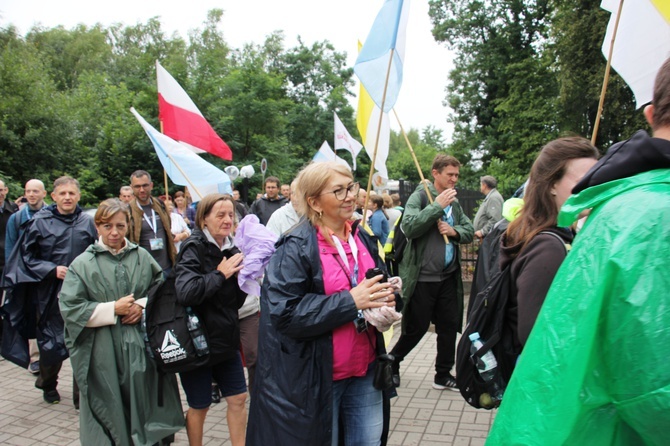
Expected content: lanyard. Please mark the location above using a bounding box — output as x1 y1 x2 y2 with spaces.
137 201 158 236
331 233 359 288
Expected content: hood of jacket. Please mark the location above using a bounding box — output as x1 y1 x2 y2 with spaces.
573 130 670 193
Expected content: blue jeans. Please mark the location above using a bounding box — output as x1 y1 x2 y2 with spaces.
332 362 383 446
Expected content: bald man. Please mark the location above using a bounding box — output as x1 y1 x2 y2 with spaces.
5 179 47 261
4 179 47 375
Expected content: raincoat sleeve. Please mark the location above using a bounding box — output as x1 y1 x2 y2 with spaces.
263 235 358 340
401 191 444 240
59 260 98 349
452 201 474 244
22 223 59 281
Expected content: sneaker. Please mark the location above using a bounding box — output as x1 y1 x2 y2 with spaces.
28 361 40 375
43 389 61 404
432 374 458 391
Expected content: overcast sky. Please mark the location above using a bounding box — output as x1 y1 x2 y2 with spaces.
1 0 455 142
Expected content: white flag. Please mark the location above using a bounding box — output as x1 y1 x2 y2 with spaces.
313 141 351 170
333 112 364 170
600 0 670 108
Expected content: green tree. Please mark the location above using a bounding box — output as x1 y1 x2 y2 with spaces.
429 0 555 176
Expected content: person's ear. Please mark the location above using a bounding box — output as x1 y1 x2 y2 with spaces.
307 196 322 214
644 104 654 127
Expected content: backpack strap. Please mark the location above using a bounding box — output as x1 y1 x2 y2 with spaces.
538 230 569 254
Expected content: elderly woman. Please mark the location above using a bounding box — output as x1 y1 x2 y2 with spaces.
501 137 599 347
59 198 184 445
247 161 401 446
174 193 247 446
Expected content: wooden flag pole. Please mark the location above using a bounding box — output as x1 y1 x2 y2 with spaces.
592 0 625 145
162 151 205 200
362 50 395 228
159 119 203 199
393 109 449 245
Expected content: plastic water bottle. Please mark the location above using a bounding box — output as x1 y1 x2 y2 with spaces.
186 307 209 356
469 332 505 407
140 309 154 359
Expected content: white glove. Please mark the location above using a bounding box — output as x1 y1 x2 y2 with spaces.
363 306 402 332
388 276 402 296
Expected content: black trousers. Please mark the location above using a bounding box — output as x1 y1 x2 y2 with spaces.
391 274 460 379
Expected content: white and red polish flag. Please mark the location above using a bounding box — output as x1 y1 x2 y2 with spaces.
156 60 233 160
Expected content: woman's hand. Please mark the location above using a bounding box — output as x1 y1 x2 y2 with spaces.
350 274 396 310
217 252 244 279
114 294 135 316
121 304 142 325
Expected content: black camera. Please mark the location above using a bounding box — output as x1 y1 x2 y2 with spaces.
365 267 387 282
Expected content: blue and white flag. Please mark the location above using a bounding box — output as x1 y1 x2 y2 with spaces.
354 0 410 112
131 107 232 202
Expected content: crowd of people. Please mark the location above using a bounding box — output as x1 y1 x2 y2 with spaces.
0 58 668 446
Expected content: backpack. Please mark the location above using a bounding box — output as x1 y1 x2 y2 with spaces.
143 239 209 374
456 230 568 409
383 191 428 266
456 264 519 409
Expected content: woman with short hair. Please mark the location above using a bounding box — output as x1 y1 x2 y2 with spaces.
174 194 247 446
59 198 184 445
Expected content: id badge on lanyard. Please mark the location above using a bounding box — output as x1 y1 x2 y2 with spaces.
139 202 164 251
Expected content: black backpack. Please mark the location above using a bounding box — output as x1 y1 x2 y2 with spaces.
456 265 519 409
457 230 568 409
143 240 209 374
388 191 428 265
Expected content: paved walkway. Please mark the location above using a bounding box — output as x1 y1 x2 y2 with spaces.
0 327 494 445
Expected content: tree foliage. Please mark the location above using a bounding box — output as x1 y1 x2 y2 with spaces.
429 0 649 186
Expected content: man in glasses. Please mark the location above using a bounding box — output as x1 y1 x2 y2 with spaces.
127 170 175 276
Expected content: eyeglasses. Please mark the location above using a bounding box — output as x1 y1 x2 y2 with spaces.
320 182 360 201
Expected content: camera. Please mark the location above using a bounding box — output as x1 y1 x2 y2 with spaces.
365 267 387 282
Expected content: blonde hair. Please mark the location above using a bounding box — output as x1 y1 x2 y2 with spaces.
294 161 353 228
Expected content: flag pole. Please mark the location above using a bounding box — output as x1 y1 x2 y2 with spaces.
393 110 450 245
161 151 205 200
592 0 625 145
362 50 395 228
158 119 204 199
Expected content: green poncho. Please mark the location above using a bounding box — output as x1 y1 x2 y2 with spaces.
60 241 184 446
487 169 670 445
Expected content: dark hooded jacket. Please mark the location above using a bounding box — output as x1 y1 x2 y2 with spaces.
249 195 288 226
1 205 96 367
247 220 395 446
174 229 247 365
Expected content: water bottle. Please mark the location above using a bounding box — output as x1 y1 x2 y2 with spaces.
186 307 209 356
140 309 154 359
469 332 505 407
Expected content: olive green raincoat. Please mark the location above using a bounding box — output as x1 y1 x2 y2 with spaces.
60 241 184 445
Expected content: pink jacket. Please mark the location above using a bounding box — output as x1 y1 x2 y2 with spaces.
317 226 377 381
